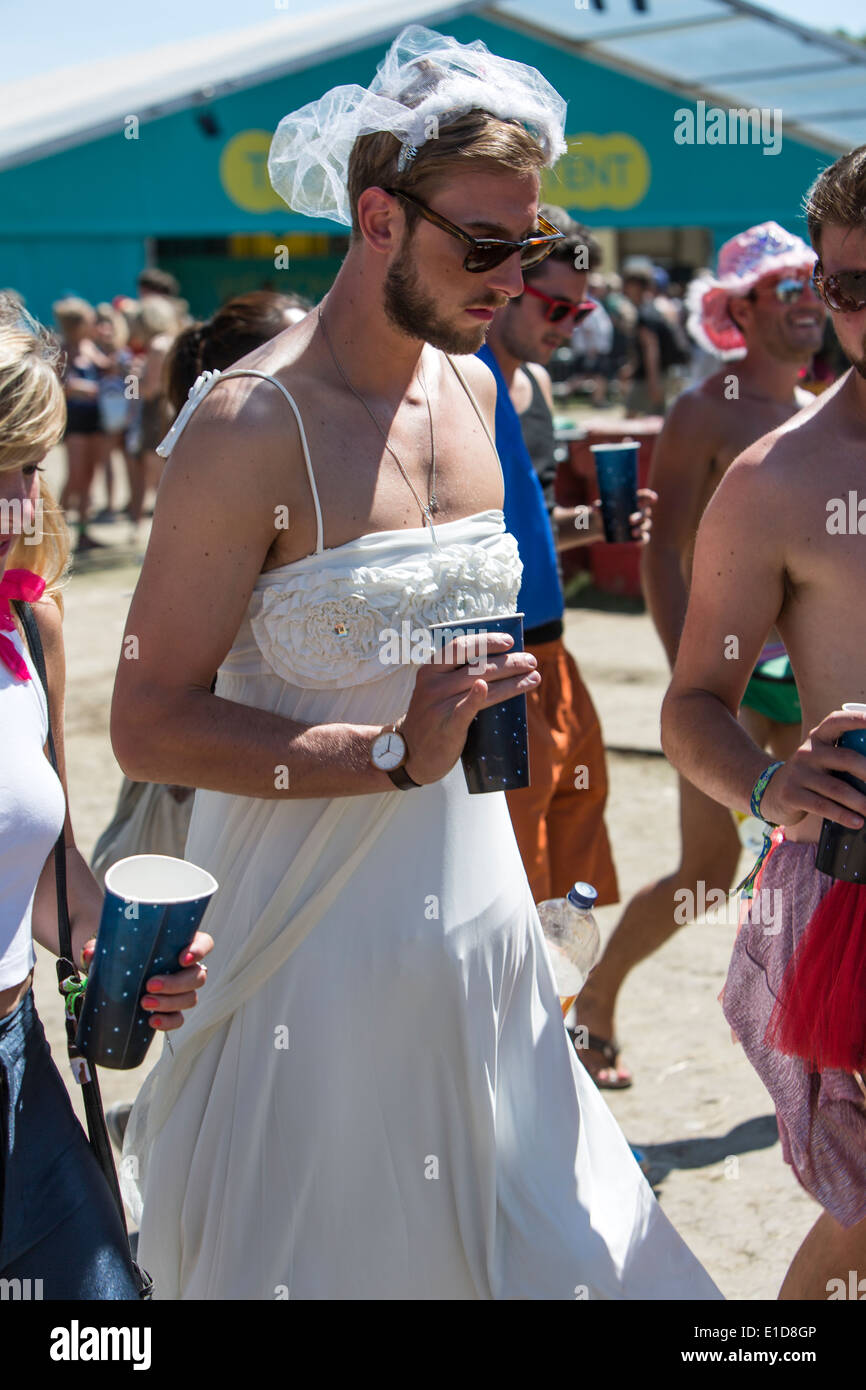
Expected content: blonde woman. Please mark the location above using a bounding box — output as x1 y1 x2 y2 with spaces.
92 302 134 522
0 296 212 1297
53 296 110 553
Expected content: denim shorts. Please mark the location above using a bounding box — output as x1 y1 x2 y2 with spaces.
0 988 139 1298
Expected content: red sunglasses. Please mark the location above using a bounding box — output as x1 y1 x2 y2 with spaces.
522 284 597 325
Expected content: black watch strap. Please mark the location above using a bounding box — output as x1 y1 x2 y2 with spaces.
387 762 422 790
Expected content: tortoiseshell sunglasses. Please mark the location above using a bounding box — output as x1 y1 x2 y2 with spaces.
813 260 866 313
385 188 564 273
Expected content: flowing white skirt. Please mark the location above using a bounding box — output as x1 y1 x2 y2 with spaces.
122 630 720 1299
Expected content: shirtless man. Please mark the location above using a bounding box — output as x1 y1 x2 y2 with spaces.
578 222 826 1086
663 143 866 1297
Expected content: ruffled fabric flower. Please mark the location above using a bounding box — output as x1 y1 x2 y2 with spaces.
249 534 522 688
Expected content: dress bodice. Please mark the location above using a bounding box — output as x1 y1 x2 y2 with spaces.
228 508 523 691
156 366 522 693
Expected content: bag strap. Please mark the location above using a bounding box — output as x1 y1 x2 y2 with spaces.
11 597 153 1299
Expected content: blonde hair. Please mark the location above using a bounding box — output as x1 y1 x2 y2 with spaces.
52 296 95 333
0 295 72 616
133 296 181 342
95 301 129 349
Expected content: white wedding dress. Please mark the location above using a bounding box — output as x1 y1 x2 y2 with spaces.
122 363 720 1301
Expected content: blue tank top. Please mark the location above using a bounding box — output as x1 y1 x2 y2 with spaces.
476 345 563 630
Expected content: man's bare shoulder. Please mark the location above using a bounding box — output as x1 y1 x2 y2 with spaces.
673 370 735 416
647 379 729 482
651 376 728 446
163 318 317 457
523 360 550 389
452 350 497 410
523 360 554 407
714 388 839 510
240 313 326 394
435 350 498 436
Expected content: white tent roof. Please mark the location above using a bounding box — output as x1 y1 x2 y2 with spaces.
0 0 860 172
0 0 480 172
494 0 866 153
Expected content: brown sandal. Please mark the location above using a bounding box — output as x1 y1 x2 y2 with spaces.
571 1031 633 1089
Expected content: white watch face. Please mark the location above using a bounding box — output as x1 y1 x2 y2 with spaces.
371 731 406 771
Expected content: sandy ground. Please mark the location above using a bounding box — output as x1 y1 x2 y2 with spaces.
29 445 817 1301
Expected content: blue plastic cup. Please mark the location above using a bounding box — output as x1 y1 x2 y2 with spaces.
75 854 218 1069
815 704 866 882
590 441 640 543
428 613 530 795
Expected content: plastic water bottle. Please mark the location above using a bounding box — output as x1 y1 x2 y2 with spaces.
537 882 601 1018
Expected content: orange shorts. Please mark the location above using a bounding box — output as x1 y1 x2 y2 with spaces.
505 637 618 907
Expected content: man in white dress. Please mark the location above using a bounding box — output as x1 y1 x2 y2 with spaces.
111 25 720 1300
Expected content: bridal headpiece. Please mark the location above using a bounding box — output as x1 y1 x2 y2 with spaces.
267 24 567 227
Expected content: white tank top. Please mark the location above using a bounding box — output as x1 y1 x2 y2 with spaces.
0 618 66 990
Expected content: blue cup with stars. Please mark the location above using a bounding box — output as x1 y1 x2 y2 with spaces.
429 613 530 795
590 441 640 543
75 854 218 1069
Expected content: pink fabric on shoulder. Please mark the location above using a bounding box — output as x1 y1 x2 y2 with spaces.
0 569 46 681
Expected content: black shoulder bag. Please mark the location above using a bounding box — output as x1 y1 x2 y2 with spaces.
12 598 153 1299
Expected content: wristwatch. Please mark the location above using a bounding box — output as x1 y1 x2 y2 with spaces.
370 721 422 790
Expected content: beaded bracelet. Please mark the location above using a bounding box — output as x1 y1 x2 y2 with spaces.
749 760 784 824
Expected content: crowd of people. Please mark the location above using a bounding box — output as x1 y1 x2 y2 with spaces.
32 273 312 558
46 270 186 553
554 253 846 414
2 21 865 1303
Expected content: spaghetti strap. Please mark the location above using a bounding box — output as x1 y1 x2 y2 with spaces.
445 354 505 491
155 368 325 556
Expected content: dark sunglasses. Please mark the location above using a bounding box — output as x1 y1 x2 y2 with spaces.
812 260 866 313
385 188 564 274
747 275 815 306
522 284 597 325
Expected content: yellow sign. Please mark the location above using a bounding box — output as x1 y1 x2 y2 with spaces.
543 133 650 211
220 131 284 213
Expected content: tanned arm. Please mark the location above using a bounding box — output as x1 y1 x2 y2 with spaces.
641 390 718 666
663 436 866 832
660 441 788 811
111 377 400 800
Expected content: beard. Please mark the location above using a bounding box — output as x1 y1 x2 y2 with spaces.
383 237 489 355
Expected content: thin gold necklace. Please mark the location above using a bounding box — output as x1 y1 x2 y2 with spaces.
317 307 439 535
